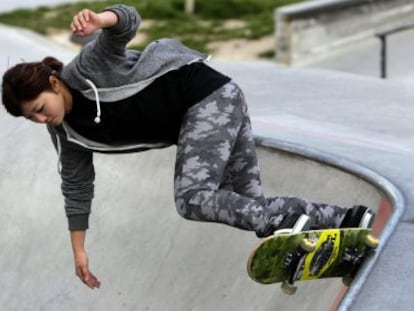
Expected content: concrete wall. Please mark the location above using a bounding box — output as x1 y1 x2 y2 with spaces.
275 0 414 65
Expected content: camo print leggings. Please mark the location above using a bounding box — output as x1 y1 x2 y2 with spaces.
174 81 348 237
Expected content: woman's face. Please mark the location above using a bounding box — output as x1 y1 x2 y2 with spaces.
21 76 72 126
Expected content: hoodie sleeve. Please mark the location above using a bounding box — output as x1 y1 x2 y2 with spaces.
47 125 95 231
93 5 140 55
60 4 141 90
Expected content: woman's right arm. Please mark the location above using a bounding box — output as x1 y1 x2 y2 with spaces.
47 126 98 288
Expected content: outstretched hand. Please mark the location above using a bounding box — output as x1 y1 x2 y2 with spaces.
74 250 101 289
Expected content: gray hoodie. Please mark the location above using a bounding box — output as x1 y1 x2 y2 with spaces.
47 5 208 230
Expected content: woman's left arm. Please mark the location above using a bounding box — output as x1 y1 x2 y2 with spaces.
70 5 140 52
71 9 119 37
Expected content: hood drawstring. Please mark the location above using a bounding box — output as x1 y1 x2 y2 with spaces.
56 134 62 174
85 79 101 124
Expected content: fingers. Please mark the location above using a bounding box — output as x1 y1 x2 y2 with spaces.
70 9 97 35
71 9 88 32
77 265 101 289
84 272 101 289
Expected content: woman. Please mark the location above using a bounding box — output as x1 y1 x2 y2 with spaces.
1 5 374 289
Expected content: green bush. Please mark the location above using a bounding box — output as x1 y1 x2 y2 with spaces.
195 0 264 19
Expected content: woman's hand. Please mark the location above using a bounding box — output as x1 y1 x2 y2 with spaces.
74 250 101 289
70 230 101 289
70 9 118 37
71 9 102 36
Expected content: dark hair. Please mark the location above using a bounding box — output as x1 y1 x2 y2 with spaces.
1 57 64 117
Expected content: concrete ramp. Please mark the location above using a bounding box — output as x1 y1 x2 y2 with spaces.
0 22 402 311
0 109 386 310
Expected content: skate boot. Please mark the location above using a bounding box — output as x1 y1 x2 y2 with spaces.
257 214 312 238
340 205 375 229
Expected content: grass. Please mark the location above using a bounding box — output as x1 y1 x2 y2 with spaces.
0 0 305 57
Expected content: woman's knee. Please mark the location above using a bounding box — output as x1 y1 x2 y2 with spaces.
175 197 192 220
174 190 198 220
174 189 214 221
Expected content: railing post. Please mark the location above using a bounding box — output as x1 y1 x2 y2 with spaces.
375 22 414 79
378 35 387 79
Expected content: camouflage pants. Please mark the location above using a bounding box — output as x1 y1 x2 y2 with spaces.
174 81 348 236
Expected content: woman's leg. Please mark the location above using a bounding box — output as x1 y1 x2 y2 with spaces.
174 81 349 236
175 82 268 233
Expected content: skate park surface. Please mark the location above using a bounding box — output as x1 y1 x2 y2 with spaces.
1 3 414 311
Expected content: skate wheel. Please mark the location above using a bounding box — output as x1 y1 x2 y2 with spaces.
364 234 379 249
342 276 353 287
300 238 317 252
281 281 297 295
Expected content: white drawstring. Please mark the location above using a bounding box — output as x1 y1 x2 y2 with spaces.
84 78 101 124
56 134 62 174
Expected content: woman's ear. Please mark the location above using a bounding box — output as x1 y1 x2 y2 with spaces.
49 75 61 93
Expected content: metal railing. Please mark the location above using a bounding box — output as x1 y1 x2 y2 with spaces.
376 22 414 78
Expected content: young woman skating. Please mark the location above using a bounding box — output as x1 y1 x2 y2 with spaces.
1 5 374 289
